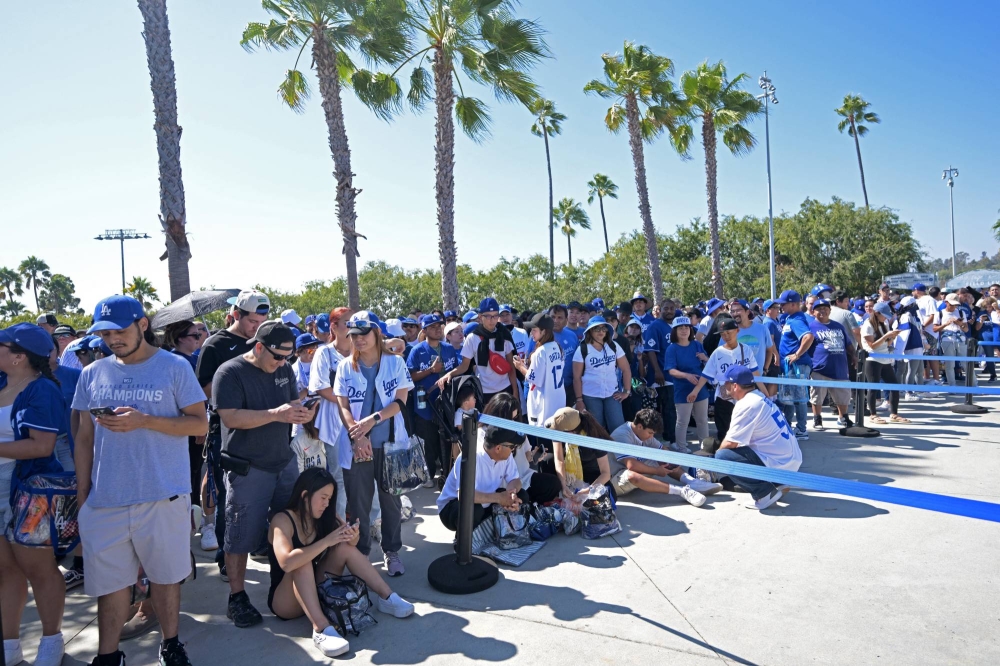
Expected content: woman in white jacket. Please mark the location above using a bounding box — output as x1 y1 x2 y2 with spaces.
334 312 413 577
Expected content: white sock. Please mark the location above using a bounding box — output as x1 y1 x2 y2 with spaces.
4 638 20 650
679 473 697 484
667 485 683 496
39 632 63 645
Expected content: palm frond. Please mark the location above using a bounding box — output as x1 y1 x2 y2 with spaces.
670 122 694 159
836 117 851 133
407 66 433 110
352 70 403 120
455 95 492 142
489 67 538 106
604 103 626 133
722 123 756 156
862 111 880 124
583 79 616 99
278 68 310 113
336 50 358 86
855 124 869 137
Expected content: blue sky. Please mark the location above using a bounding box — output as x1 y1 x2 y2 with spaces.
2 0 998 310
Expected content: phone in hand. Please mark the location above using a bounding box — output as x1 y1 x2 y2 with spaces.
90 407 117 417
301 396 321 409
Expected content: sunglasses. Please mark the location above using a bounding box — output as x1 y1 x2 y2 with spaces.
347 320 375 334
263 346 295 363
179 332 204 339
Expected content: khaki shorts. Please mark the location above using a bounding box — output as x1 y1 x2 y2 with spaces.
612 469 638 496
809 372 851 407
79 495 192 597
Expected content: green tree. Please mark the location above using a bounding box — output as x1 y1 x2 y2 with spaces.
586 173 619 253
125 276 161 309
584 41 685 308
529 98 566 276
0 267 23 302
0 300 26 320
835 94 880 208
992 209 1000 244
138 0 192 300
673 60 762 299
242 0 409 310
39 274 81 315
376 0 548 310
552 198 590 266
18 256 51 311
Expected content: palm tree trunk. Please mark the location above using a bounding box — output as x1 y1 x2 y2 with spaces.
702 112 724 299
850 117 870 208
567 232 572 266
542 123 554 278
624 95 665 307
599 195 609 253
312 28 361 310
32 282 39 312
137 0 191 302
433 51 460 311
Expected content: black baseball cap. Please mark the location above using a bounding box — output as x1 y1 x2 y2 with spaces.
524 312 554 332
720 319 739 332
248 320 296 349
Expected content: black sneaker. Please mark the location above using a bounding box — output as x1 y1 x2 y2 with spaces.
159 641 191 666
91 651 126 666
813 416 824 431
227 591 262 628
218 562 228 583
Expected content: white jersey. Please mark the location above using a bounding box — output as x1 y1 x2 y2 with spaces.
290 429 327 473
294 360 311 394
572 342 625 399
526 341 566 425
308 344 346 447
916 294 939 340
725 390 802 471
701 343 758 401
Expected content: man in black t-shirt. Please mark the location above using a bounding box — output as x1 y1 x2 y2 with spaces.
195 289 271 569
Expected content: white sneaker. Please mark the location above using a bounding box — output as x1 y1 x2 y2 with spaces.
685 478 723 495
677 486 707 507
313 626 350 657
200 524 219 551
33 633 64 666
877 400 891 412
376 592 415 618
746 489 783 510
421 477 436 489
4 639 23 666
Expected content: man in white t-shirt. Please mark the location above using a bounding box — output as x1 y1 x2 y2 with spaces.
714 366 801 511
438 297 517 403
912 283 940 384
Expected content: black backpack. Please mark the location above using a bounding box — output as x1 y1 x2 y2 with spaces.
432 374 485 445
579 339 618 376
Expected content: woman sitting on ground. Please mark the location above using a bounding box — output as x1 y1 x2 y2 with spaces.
541 407 612 498
268 468 414 659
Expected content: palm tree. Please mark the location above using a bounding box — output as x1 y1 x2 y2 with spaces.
137 0 192 301
586 173 618 253
0 300 26 319
553 198 590 266
673 60 761 299
529 98 566 277
242 0 408 310
835 93 880 208
370 0 548 310
18 256 51 311
584 42 684 307
993 209 1000 244
125 276 160 310
0 267 23 302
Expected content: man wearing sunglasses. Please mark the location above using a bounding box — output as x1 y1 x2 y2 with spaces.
212 320 316 628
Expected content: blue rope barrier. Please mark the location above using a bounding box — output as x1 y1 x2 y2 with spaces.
868 353 993 363
478 414 1000 523
757 375 1000 396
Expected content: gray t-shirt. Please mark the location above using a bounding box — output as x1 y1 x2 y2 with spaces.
72 349 205 508
359 360 389 448
212 356 298 473
830 306 860 350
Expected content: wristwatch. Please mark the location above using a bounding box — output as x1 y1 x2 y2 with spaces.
372 413 382 425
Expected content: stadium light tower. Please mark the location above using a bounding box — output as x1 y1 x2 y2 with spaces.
95 229 152 294
942 167 959 279
758 72 779 300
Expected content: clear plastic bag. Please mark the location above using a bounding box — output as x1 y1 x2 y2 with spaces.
399 494 413 522
529 505 562 541
779 360 810 405
555 494 584 536
381 436 427 495
11 471 79 557
580 485 622 540
493 503 532 550
317 574 378 636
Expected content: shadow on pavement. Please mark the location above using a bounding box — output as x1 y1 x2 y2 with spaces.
766 492 890 519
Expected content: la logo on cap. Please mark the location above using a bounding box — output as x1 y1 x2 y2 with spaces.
100 304 112 316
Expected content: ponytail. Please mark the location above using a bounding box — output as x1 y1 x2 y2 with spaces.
8 345 60 388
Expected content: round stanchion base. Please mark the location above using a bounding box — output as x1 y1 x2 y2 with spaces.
427 554 499 595
840 425 881 438
950 404 989 414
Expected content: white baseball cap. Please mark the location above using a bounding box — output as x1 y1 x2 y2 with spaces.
280 309 302 325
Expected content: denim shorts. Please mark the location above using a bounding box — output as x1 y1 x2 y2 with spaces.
224 459 297 554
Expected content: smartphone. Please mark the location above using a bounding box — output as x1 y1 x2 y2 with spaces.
90 407 117 417
301 396 321 409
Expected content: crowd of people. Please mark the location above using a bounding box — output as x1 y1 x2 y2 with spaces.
1 278 997 666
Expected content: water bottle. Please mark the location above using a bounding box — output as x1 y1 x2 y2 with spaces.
416 386 427 410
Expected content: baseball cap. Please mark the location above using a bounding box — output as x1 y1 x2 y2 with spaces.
463 322 479 337
873 302 894 318
729 298 749 310
852 298 866 314
592 298 605 309
811 298 831 309
544 407 581 433
775 289 801 304
400 317 419 327
720 319 739 332
88 295 146 332
346 312 379 336
462 311 479 323
87 336 113 357
0 323 55 357
226 289 271 315
36 313 58 327
280 309 301 325
723 365 755 387
601 309 617 321
444 321 463 337
567 300 584 311
630 291 648 304
751 297 765 304
478 297 500 314
443 310 457 319
810 283 834 297
945 293 961 306
295 333 320 350
499 303 513 314
384 318 405 338
524 312 554 332
53 325 76 337
912 282 927 292
763 299 776 311
705 298 725 315
65 335 96 354
420 314 443 329
315 313 331 334
878 282 891 290
672 316 692 327
900 296 916 307
303 314 317 326
249 320 296 349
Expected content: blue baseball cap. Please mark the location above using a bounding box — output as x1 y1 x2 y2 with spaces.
478 297 500 314
912 282 927 292
420 313 443 329
462 311 479 323
873 302 894 319
499 303 513 314
723 365 755 386
88 295 146 332
65 335 96 354
304 314 317 326
592 297 605 309
0 323 55 357
315 313 330 334
443 310 457 319
463 322 479 337
811 298 831 310
87 336 113 357
751 297 764 304
763 299 776 311
399 317 419 326
810 283 834 298
730 298 750 310
705 298 725 315
295 333 320 350
852 298 866 314
775 289 801 304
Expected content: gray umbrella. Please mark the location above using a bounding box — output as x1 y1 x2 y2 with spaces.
150 289 241 329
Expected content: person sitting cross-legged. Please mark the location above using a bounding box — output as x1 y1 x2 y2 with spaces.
713 365 802 511
268 468 414 659
608 408 722 507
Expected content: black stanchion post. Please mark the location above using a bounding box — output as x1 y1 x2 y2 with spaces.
427 411 499 594
842 349 880 437
951 339 989 415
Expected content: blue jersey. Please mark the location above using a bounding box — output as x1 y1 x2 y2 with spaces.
779 311 813 365
406 341 459 421
553 328 579 383
10 377 69 487
641 319 672 378
632 312 655 333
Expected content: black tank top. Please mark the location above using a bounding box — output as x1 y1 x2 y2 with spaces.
267 510 310 611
